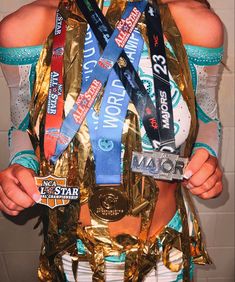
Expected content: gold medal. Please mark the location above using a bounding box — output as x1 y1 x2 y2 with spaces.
35 175 79 209
89 187 129 221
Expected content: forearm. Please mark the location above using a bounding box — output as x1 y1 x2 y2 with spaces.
9 127 39 172
0 52 41 173
185 45 224 157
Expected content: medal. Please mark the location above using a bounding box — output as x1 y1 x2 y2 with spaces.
79 2 146 222
131 151 188 181
89 187 129 221
130 2 191 181
35 175 79 209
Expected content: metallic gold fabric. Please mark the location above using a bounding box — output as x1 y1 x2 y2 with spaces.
30 0 212 281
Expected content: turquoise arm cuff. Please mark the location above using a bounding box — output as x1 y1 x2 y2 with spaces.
0 45 42 65
192 142 217 158
10 151 39 173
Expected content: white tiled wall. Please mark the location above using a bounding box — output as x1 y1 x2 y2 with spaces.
193 1 235 281
0 1 234 281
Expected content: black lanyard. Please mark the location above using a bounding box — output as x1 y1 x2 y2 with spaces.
76 0 176 153
76 0 160 147
145 2 176 152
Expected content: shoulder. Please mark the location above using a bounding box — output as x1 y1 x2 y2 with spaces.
168 1 224 48
0 0 58 47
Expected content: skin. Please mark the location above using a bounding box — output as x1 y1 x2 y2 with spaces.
0 0 223 238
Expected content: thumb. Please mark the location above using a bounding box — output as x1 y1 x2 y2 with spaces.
184 148 210 179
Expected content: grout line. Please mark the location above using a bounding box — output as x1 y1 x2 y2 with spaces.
0 250 41 255
221 126 235 129
206 246 235 250
1 253 11 282
198 212 234 215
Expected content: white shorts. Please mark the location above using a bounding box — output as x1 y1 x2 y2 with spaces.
62 210 194 282
62 247 189 282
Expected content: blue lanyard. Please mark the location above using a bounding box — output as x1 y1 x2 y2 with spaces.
50 0 147 163
86 29 144 185
76 0 161 151
77 0 176 154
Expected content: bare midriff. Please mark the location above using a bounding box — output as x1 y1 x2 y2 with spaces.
79 181 178 239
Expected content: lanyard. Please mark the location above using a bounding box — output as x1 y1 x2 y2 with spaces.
130 3 189 181
145 2 175 152
76 0 162 150
77 0 176 153
50 0 147 163
44 11 67 160
86 28 144 185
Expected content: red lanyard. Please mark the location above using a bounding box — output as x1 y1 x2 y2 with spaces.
44 10 67 160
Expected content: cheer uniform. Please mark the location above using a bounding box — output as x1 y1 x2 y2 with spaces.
0 0 223 281
0 43 223 172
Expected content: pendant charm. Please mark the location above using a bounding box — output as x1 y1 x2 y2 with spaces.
89 187 129 222
131 151 188 180
35 175 79 209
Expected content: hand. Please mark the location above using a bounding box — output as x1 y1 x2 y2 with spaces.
183 149 223 199
0 164 41 216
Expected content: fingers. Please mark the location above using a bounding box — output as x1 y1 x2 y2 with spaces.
188 167 220 195
0 164 40 216
198 181 223 199
186 155 217 188
0 185 25 211
0 200 20 216
184 149 210 179
0 178 35 208
184 158 223 200
14 166 41 202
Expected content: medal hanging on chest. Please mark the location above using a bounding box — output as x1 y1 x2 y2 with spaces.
35 9 79 209
76 0 148 221
77 0 188 185
131 1 189 181
36 0 188 212
36 0 148 212
75 0 189 220
35 175 80 209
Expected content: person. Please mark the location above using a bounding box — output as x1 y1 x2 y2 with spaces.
0 0 224 281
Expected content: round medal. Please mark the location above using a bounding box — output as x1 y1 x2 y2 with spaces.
89 187 129 222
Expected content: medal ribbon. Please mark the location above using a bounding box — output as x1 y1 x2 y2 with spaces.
85 29 144 184
44 11 67 160
50 0 147 163
145 2 175 152
76 0 161 150
77 0 176 153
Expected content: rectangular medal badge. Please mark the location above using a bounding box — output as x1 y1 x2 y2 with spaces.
131 151 188 181
35 175 79 209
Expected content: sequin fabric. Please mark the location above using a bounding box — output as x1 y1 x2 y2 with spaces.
185 45 223 66
0 45 42 65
